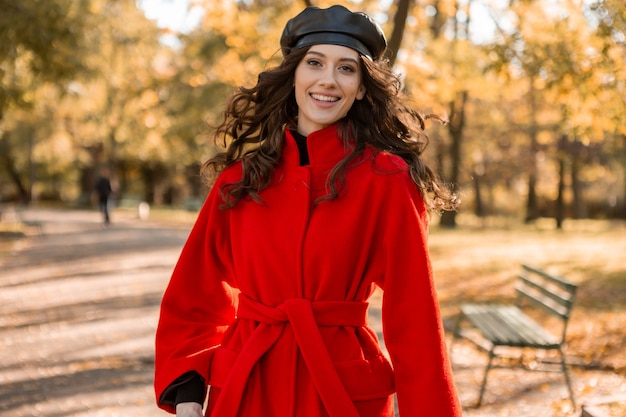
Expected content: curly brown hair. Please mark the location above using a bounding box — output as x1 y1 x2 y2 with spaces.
202 46 458 211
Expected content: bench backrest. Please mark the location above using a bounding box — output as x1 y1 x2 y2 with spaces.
515 263 578 342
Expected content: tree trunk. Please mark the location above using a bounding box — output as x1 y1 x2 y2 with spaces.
617 135 626 220
429 0 446 38
472 170 485 218
28 134 36 204
525 77 539 223
1 149 29 204
555 146 566 229
619 134 626 220
571 155 586 219
386 0 413 66
438 0 471 228
439 91 467 228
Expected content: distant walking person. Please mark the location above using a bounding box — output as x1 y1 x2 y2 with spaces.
94 168 112 224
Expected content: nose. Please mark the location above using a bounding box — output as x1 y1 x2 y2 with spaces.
318 67 337 88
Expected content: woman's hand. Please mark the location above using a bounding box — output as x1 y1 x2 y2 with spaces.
176 402 203 417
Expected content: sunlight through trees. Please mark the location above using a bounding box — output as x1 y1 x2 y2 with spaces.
1 0 624 227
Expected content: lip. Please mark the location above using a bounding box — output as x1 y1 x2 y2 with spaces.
309 93 341 107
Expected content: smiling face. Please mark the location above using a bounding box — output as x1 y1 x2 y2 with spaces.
294 44 366 136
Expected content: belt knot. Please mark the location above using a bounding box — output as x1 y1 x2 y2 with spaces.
214 295 368 417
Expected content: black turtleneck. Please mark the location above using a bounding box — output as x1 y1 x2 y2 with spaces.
290 129 310 166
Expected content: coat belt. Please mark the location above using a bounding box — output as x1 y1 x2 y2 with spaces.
211 295 369 417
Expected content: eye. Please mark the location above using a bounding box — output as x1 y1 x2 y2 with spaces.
338 64 356 73
306 59 322 67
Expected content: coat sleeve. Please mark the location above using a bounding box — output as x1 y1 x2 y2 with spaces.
377 173 462 417
154 175 238 414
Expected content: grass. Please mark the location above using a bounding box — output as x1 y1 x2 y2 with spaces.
429 217 626 376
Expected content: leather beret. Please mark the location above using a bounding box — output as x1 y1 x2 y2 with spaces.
280 5 387 60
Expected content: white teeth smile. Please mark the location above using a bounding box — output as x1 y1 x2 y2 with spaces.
311 93 339 102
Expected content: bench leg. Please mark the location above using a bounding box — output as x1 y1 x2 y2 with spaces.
477 348 495 407
448 313 464 354
452 312 464 339
559 347 576 408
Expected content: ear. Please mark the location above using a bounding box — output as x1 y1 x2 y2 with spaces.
356 85 366 100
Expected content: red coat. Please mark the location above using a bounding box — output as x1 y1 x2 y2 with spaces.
155 124 461 417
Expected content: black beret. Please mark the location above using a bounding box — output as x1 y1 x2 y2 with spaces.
280 5 387 60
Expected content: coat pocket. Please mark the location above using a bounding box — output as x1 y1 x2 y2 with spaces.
335 354 395 400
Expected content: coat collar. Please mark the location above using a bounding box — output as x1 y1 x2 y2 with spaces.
283 124 351 167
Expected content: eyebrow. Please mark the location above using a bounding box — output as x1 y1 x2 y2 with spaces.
305 50 359 66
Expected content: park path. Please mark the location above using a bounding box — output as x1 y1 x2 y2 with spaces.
0 209 189 417
0 208 624 417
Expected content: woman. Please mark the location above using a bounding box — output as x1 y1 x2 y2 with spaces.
155 5 461 417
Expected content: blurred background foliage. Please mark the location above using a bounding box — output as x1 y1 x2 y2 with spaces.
0 0 624 228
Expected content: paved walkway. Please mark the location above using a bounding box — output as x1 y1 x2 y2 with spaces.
0 208 624 417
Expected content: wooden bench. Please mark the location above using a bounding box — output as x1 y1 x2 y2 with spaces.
453 263 578 407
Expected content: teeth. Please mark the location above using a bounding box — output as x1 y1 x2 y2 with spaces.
311 94 339 102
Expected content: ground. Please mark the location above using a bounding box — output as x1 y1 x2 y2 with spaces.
0 208 624 416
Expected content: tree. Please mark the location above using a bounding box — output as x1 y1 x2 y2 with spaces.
2 0 624 220
80 0 165 202
589 0 626 218
0 0 90 203
386 0 415 66
398 0 487 227
483 0 626 225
